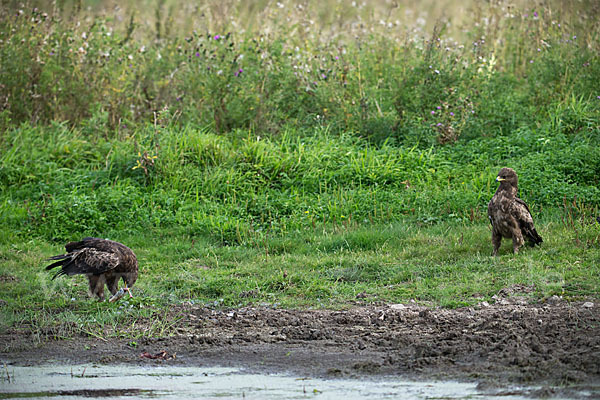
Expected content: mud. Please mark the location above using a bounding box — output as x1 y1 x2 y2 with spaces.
2 298 600 393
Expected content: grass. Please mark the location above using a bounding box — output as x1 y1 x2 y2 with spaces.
0 0 599 340
1 216 599 341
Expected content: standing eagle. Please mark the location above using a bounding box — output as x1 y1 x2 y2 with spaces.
488 168 543 255
45 237 138 301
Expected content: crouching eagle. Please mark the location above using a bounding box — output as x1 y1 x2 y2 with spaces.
488 168 543 255
45 237 138 301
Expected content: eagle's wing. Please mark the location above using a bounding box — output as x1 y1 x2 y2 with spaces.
512 198 543 245
49 248 120 279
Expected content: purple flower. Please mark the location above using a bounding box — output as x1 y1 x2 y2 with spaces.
436 106 441 110
214 34 221 40
49 51 54 56
234 68 243 77
436 123 442 127
573 35 577 40
450 112 454 116
335 56 339 60
533 11 538 17
597 96 600 99
431 111 435 115
195 52 200 57
321 73 327 79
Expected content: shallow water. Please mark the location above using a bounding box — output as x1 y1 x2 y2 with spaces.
0 364 548 399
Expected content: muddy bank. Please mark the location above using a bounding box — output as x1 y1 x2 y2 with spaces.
2 299 599 390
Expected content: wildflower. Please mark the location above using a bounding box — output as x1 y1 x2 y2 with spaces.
533 11 538 18
434 69 440 74
234 68 243 77
195 52 200 57
214 34 221 40
450 112 454 116
431 111 435 115
436 106 441 110
573 35 577 40
436 123 442 127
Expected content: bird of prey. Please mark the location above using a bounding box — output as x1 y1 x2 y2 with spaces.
488 168 543 255
45 237 138 301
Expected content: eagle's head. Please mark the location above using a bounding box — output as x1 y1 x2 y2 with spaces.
496 167 518 187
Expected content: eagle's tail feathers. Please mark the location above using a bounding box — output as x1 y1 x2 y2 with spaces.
51 269 67 280
45 259 66 270
45 255 77 277
525 228 543 246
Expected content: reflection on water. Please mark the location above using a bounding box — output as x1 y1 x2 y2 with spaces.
0 364 540 399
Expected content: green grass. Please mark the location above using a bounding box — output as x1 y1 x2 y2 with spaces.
1 218 599 341
0 0 599 339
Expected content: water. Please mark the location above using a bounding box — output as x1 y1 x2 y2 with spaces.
0 364 548 399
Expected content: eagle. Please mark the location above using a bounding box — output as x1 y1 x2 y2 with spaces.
45 237 138 301
488 168 543 255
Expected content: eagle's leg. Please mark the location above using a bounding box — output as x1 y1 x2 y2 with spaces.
106 275 119 296
511 231 524 254
88 275 107 301
491 230 502 256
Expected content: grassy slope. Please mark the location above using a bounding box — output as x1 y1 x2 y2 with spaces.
0 124 599 341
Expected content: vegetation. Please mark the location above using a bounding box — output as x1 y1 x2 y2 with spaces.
0 0 599 339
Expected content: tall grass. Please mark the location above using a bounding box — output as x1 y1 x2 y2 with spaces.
1 1 598 138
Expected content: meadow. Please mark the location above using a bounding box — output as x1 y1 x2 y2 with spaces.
0 0 599 340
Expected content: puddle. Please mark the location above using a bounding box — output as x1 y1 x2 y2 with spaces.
0 364 570 399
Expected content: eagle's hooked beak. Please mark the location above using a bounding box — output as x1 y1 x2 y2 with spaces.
496 176 505 182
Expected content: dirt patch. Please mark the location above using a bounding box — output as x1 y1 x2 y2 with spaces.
2 301 599 389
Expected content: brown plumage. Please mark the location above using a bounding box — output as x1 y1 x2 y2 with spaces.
45 237 138 300
488 168 543 256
